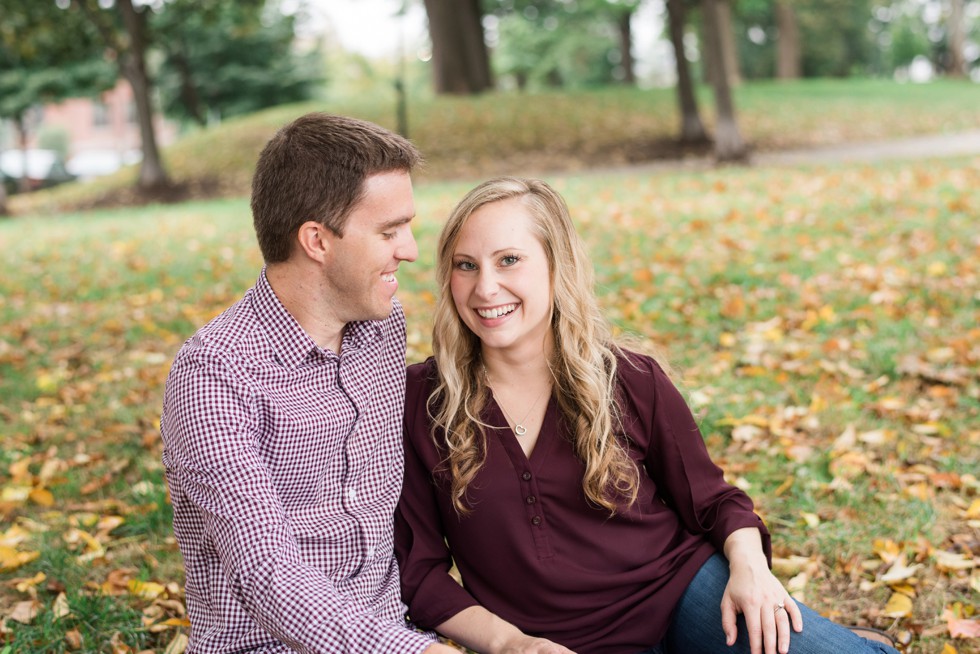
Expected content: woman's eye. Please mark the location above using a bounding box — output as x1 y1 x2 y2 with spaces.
455 261 476 271
501 255 519 266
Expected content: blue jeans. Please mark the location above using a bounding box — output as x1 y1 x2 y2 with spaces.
640 554 899 654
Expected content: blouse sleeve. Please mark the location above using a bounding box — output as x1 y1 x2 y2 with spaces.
394 362 481 629
628 353 772 564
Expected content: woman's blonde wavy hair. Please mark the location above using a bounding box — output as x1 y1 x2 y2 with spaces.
429 177 640 515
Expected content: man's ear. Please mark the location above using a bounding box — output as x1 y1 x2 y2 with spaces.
295 221 333 263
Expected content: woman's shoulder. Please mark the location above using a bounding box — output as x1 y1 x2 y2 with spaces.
615 347 666 384
407 356 438 384
406 357 439 410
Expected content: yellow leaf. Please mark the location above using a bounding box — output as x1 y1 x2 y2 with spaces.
29 488 55 507
941 644 957 654
800 512 820 528
0 545 41 572
128 579 167 600
888 582 917 597
882 592 914 618
13 571 46 593
965 498 980 519
1 485 31 503
873 539 901 563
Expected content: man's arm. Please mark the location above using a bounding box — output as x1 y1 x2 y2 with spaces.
163 354 435 653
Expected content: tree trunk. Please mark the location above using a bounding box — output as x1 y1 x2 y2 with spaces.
716 0 741 87
948 0 967 77
617 10 636 85
0 177 7 216
119 0 169 189
173 47 206 126
666 0 708 144
775 1 801 79
422 0 493 95
703 0 746 162
15 117 31 194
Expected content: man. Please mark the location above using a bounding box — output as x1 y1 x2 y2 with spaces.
161 113 459 653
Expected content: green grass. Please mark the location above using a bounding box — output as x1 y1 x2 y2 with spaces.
1 137 978 649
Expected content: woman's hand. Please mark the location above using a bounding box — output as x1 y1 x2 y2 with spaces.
436 606 577 654
495 634 577 654
722 529 803 654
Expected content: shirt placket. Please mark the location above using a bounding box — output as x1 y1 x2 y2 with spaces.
336 339 379 576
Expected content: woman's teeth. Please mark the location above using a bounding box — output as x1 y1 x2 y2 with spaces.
477 304 517 319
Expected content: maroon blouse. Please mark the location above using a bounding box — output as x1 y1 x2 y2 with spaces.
395 351 771 654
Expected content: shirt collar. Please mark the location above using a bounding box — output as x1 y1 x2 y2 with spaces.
252 267 384 368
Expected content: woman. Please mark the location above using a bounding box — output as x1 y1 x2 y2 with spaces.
395 177 898 654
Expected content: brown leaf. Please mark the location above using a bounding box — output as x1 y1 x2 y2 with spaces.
944 609 980 639
65 628 84 650
8 599 40 624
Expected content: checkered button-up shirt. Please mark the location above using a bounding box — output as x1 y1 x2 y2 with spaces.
161 270 434 653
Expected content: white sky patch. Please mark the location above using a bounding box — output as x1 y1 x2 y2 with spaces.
301 0 428 59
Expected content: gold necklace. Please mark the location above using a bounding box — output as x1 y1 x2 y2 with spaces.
484 366 550 436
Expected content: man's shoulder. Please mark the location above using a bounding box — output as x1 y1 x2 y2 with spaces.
173 290 260 368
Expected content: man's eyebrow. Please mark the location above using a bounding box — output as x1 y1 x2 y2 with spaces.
379 216 414 230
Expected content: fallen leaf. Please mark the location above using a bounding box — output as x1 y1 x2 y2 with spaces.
880 555 921 583
10 571 46 593
65 628 84 650
128 579 167 600
28 488 55 507
946 614 980 639
934 550 977 572
8 599 40 624
882 592 914 618
0 545 41 572
164 632 189 654
53 592 72 619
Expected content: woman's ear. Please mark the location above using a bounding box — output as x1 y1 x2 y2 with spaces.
295 221 332 263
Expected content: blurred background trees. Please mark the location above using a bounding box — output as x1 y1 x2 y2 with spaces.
1 0 977 193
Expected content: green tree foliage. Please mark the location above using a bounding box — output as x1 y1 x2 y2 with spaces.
155 3 322 125
487 0 641 89
0 0 113 203
0 1 114 132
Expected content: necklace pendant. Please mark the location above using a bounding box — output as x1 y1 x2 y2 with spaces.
515 424 528 436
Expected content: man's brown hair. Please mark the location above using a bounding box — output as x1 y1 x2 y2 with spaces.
250 113 422 263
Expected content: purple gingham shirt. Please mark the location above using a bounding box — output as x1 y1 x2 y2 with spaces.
161 269 435 653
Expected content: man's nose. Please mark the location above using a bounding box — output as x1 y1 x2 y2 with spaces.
397 227 418 262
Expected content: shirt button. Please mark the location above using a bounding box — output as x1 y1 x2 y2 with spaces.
347 488 356 501
531 516 541 526
525 496 536 504
522 472 532 481
366 547 375 559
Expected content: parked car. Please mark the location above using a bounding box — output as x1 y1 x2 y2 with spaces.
66 148 142 181
0 148 76 194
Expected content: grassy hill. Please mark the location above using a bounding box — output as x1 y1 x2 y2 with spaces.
8 78 980 214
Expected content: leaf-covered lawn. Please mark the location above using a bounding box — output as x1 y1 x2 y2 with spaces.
1 156 978 653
